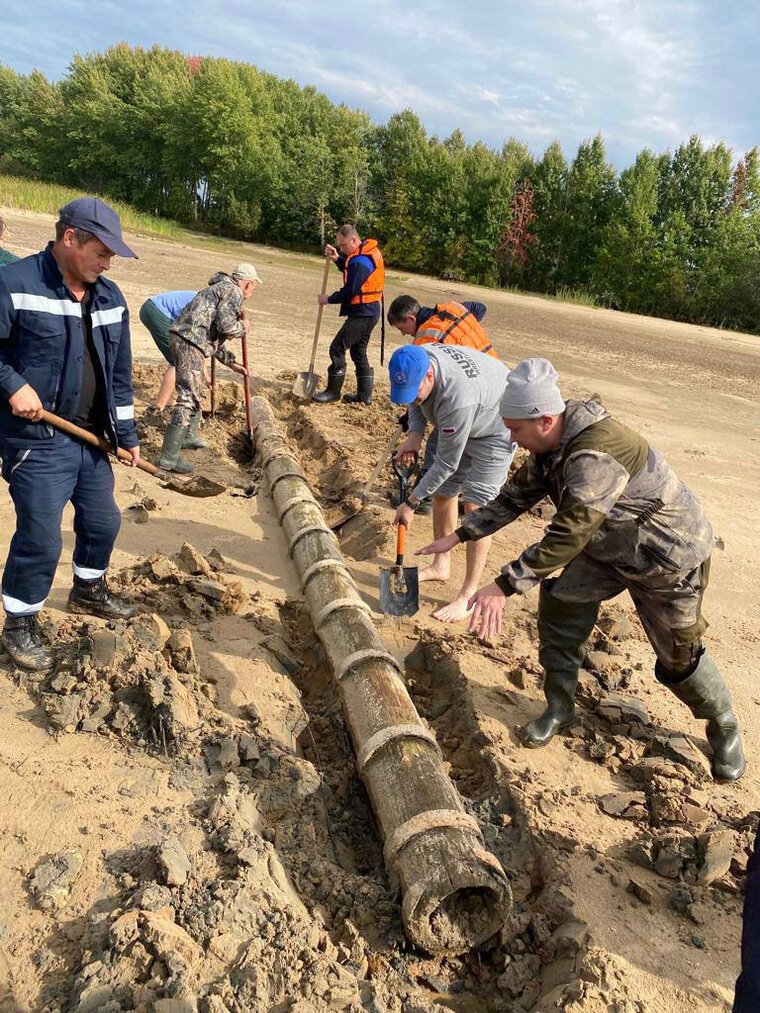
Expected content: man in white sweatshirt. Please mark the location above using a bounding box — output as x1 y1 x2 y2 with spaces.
390 343 515 622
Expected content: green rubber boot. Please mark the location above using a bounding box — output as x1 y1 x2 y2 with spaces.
661 651 746 782
159 423 194 474
521 581 600 748
183 413 209 450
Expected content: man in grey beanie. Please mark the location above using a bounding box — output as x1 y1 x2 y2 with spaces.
417 357 745 782
158 263 261 473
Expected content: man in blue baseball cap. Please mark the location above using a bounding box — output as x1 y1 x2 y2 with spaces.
58 197 138 261
388 343 515 623
0 196 139 670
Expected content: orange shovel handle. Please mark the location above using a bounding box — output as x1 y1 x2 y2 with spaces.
395 522 407 564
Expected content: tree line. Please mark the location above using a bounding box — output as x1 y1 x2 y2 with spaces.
1 44 758 333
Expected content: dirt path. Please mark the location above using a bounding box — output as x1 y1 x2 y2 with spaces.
0 209 758 1012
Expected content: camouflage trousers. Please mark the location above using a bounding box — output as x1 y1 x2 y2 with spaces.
539 550 711 681
169 336 205 428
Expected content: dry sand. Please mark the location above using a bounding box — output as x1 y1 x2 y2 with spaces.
0 209 758 1012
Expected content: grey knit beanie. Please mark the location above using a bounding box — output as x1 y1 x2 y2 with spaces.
500 358 566 419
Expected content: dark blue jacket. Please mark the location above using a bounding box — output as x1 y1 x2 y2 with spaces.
328 253 381 318
0 246 138 450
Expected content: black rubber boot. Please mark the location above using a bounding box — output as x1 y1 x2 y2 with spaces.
343 368 374 405
661 651 746 782
1 614 53 671
521 669 579 747
313 368 346 404
68 575 136 620
520 582 600 748
182 413 209 450
159 423 194 474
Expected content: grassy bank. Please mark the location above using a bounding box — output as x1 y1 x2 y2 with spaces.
0 175 185 240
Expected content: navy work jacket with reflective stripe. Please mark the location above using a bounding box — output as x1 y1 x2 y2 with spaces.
0 245 138 450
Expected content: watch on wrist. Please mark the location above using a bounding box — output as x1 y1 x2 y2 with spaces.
405 496 419 511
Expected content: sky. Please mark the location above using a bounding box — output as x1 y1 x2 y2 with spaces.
2 0 757 168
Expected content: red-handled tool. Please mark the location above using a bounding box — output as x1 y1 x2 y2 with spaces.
379 455 420 616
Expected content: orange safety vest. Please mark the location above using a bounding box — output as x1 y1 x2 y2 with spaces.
413 302 498 358
344 238 385 305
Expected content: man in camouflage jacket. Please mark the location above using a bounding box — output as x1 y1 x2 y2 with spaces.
418 358 745 782
159 264 261 473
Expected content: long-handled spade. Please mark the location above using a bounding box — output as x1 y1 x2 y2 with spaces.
293 257 331 400
379 456 420 616
40 410 226 498
330 413 409 532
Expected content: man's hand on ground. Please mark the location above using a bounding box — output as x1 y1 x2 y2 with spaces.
9 383 43 421
416 532 460 556
467 582 508 642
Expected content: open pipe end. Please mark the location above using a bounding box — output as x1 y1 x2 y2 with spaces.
402 859 512 955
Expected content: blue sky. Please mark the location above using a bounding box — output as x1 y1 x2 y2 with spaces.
3 0 757 168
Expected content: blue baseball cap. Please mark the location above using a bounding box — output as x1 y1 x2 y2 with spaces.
58 197 138 259
388 345 431 404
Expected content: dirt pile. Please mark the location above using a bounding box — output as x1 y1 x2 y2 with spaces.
10 544 246 751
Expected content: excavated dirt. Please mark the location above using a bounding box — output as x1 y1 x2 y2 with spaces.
1 212 758 1012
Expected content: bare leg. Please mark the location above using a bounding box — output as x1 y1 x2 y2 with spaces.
418 495 458 583
433 501 492 623
154 366 176 410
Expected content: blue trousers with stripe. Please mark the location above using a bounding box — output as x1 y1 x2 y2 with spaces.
1 432 121 615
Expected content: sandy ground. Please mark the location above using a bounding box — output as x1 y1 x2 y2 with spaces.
0 209 758 1012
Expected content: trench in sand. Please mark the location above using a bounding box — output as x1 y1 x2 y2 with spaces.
0 365 752 1011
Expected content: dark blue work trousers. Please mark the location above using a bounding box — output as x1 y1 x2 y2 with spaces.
1 433 121 615
734 828 760 1011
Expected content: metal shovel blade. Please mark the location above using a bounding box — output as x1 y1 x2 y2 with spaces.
379 564 419 616
292 369 321 400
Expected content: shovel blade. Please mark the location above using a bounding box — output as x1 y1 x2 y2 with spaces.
379 565 419 616
292 369 321 400
163 475 227 498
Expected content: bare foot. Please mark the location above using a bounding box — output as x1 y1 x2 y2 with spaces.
432 593 474 623
418 561 450 584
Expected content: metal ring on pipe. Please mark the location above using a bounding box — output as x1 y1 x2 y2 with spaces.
288 525 337 557
383 809 483 868
314 596 371 629
357 723 440 774
334 648 403 683
268 469 307 493
277 492 317 522
260 444 293 470
300 558 348 592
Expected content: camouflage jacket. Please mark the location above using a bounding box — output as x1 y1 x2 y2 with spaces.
457 399 715 595
170 272 245 366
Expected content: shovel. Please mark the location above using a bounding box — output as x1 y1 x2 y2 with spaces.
379 522 419 616
379 455 420 616
40 410 226 498
293 257 331 400
240 325 253 447
330 417 407 532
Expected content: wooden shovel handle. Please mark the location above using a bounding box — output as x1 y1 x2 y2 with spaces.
40 409 164 477
360 424 403 501
307 258 331 374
